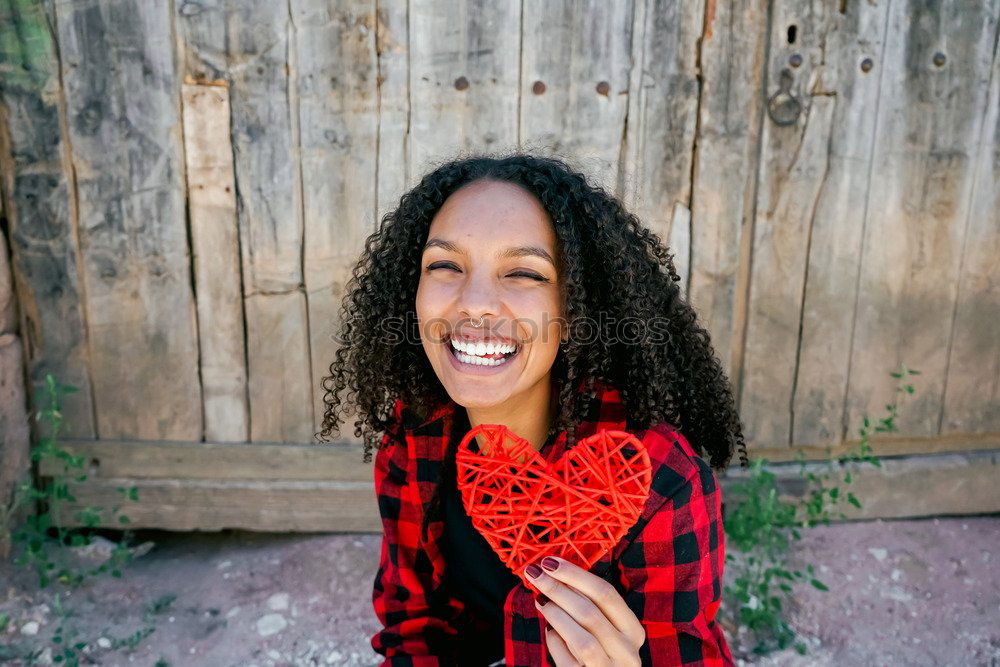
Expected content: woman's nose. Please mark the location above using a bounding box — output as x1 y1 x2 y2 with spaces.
456 270 502 318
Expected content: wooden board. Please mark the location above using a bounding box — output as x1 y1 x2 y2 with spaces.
39 439 370 481
49 478 378 532
687 0 769 381
845 1 1000 439
723 449 1000 522
518 0 634 194
741 0 891 449
406 0 521 185
180 82 249 443
618 0 703 264
291 0 380 441
374 0 411 221
39 438 1000 530
178 0 314 443
940 34 1000 435
790 2 893 448
54 0 201 440
0 0 95 438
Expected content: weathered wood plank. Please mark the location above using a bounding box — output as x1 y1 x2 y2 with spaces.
741 1 892 449
791 2 893 448
374 0 410 221
180 82 249 443
291 0 380 441
49 477 378 532
43 445 1000 531
0 0 95 438
940 35 1000 434
687 0 769 382
178 0 314 443
519 0 634 193
722 449 1000 521
0 333 30 558
845 1 1000 438
406 0 520 184
618 0 704 262
39 439 368 481
55 0 201 440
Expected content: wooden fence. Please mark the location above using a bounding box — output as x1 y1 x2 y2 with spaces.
1 0 998 533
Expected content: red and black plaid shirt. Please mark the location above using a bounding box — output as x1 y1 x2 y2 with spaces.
371 378 735 666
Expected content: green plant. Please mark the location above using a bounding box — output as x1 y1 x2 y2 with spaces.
722 363 920 655
7 373 141 589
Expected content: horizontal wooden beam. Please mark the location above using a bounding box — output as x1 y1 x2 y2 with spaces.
747 431 1000 463
37 441 1000 532
721 449 1000 521
40 439 371 482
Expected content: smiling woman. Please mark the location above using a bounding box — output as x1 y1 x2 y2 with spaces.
316 152 747 666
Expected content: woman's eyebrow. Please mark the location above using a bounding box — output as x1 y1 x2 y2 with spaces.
423 237 556 267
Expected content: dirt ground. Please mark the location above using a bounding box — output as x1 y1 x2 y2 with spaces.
0 515 997 666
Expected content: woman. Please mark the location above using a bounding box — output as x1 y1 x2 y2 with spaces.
317 153 748 666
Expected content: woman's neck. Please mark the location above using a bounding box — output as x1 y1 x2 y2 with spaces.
465 376 557 460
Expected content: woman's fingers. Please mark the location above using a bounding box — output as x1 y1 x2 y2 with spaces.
527 556 646 648
544 624 582 666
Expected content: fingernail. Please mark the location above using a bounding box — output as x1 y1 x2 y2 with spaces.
526 563 542 579
536 593 549 606
541 557 559 572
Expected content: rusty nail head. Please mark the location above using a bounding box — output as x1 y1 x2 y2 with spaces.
596 80 610 95
860 57 873 73
454 76 469 90
532 80 546 95
932 52 946 67
789 53 802 68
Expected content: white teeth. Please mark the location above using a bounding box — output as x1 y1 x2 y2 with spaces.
449 337 517 356
454 350 511 367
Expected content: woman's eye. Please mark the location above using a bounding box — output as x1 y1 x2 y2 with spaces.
509 271 548 282
426 262 459 272
425 262 548 282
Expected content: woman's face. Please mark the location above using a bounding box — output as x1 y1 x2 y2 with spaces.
415 178 566 409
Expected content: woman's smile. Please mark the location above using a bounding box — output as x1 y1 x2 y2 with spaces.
444 331 522 375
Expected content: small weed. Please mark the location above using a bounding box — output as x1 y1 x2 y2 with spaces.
0 373 169 665
723 363 920 655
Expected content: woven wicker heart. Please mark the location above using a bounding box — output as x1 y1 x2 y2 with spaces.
455 423 652 591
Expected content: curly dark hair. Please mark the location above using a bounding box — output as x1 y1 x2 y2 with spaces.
315 151 749 486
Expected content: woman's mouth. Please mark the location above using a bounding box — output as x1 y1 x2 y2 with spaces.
445 333 520 370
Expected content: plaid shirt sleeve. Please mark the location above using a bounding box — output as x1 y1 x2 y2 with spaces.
370 417 461 665
617 427 735 666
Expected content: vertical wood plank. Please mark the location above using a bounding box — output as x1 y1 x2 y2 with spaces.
687 0 769 384
846 0 999 439
55 0 201 440
291 0 379 441
0 0 95 438
741 1 892 448
407 0 520 184
618 0 704 264
178 0 314 443
940 38 1000 434
518 0 634 193
374 1 410 222
180 82 249 443
792 2 892 447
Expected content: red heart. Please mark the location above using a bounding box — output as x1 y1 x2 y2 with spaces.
455 423 652 591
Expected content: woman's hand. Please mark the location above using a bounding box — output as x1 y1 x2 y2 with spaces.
525 555 646 666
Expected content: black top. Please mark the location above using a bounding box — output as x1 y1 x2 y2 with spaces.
439 407 558 665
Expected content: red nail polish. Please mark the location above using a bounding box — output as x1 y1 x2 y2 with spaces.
541 556 559 572
536 593 549 606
